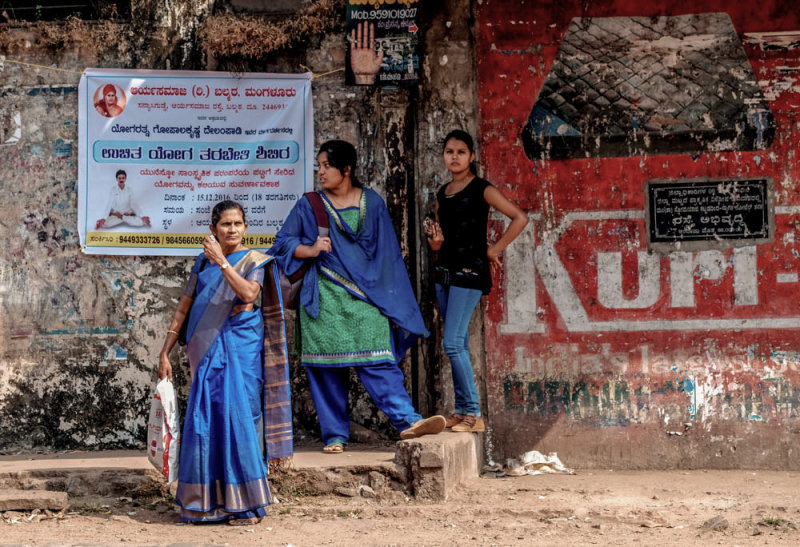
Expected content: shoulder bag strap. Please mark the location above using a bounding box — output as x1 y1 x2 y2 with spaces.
286 192 329 283
305 191 329 237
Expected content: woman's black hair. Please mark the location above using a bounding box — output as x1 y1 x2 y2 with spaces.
442 129 478 175
318 140 362 188
211 200 246 227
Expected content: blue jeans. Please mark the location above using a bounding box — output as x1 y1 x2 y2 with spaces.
435 284 483 416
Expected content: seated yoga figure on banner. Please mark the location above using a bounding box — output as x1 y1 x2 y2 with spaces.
95 170 151 229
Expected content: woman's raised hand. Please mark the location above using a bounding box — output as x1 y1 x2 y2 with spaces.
158 352 173 381
203 235 225 265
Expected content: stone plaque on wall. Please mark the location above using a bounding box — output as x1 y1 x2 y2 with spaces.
645 177 774 252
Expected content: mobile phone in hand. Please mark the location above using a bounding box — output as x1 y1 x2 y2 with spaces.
423 216 436 237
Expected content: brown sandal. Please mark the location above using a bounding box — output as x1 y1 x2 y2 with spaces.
322 440 346 454
445 414 465 428
451 415 485 432
399 415 446 439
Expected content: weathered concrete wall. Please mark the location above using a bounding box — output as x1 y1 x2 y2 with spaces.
0 2 216 450
477 0 800 467
0 0 476 451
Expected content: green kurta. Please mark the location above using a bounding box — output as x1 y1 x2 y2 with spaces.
299 208 393 367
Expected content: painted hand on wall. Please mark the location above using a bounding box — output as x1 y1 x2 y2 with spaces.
350 21 382 85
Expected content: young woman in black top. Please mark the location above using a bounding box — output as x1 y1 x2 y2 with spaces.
425 130 528 432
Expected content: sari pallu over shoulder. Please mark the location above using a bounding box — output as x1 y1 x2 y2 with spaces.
260 258 293 466
184 249 293 467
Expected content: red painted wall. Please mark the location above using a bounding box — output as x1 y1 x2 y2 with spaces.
477 0 800 466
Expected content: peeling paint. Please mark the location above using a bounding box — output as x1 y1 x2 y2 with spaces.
1 0 453 452
479 1 800 468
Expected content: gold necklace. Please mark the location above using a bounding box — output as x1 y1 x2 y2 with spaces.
327 190 359 209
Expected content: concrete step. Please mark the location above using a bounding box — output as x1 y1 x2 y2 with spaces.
0 489 68 512
0 451 165 500
395 430 481 500
0 431 481 507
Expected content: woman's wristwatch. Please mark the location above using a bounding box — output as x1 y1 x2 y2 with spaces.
221 262 230 270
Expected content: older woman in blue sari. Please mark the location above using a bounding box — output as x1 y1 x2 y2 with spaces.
158 200 292 525
271 140 445 454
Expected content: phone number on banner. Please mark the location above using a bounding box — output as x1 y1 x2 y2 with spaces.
86 233 276 248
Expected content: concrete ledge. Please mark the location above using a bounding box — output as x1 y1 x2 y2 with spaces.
0 489 68 511
0 437 483 502
393 431 480 500
0 468 165 498
269 446 403 498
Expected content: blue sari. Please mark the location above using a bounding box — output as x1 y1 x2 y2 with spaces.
175 249 292 522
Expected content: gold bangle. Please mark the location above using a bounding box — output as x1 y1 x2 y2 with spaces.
167 330 179 336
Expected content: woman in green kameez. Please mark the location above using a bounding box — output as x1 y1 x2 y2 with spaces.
271 140 445 453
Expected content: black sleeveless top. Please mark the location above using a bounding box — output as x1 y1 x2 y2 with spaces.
436 176 492 294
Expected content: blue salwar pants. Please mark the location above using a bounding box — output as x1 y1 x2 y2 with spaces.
306 363 423 444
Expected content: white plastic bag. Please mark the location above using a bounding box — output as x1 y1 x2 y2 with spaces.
147 378 181 483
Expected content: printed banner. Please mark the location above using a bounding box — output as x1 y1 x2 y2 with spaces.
345 0 420 86
78 68 314 256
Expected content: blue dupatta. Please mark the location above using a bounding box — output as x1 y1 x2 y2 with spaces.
270 188 427 362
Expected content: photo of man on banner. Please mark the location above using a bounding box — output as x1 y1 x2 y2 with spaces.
95 169 151 229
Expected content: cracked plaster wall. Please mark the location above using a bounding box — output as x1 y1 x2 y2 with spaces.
477 0 800 468
0 0 476 452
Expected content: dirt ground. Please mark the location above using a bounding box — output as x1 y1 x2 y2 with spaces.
3 469 800 545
